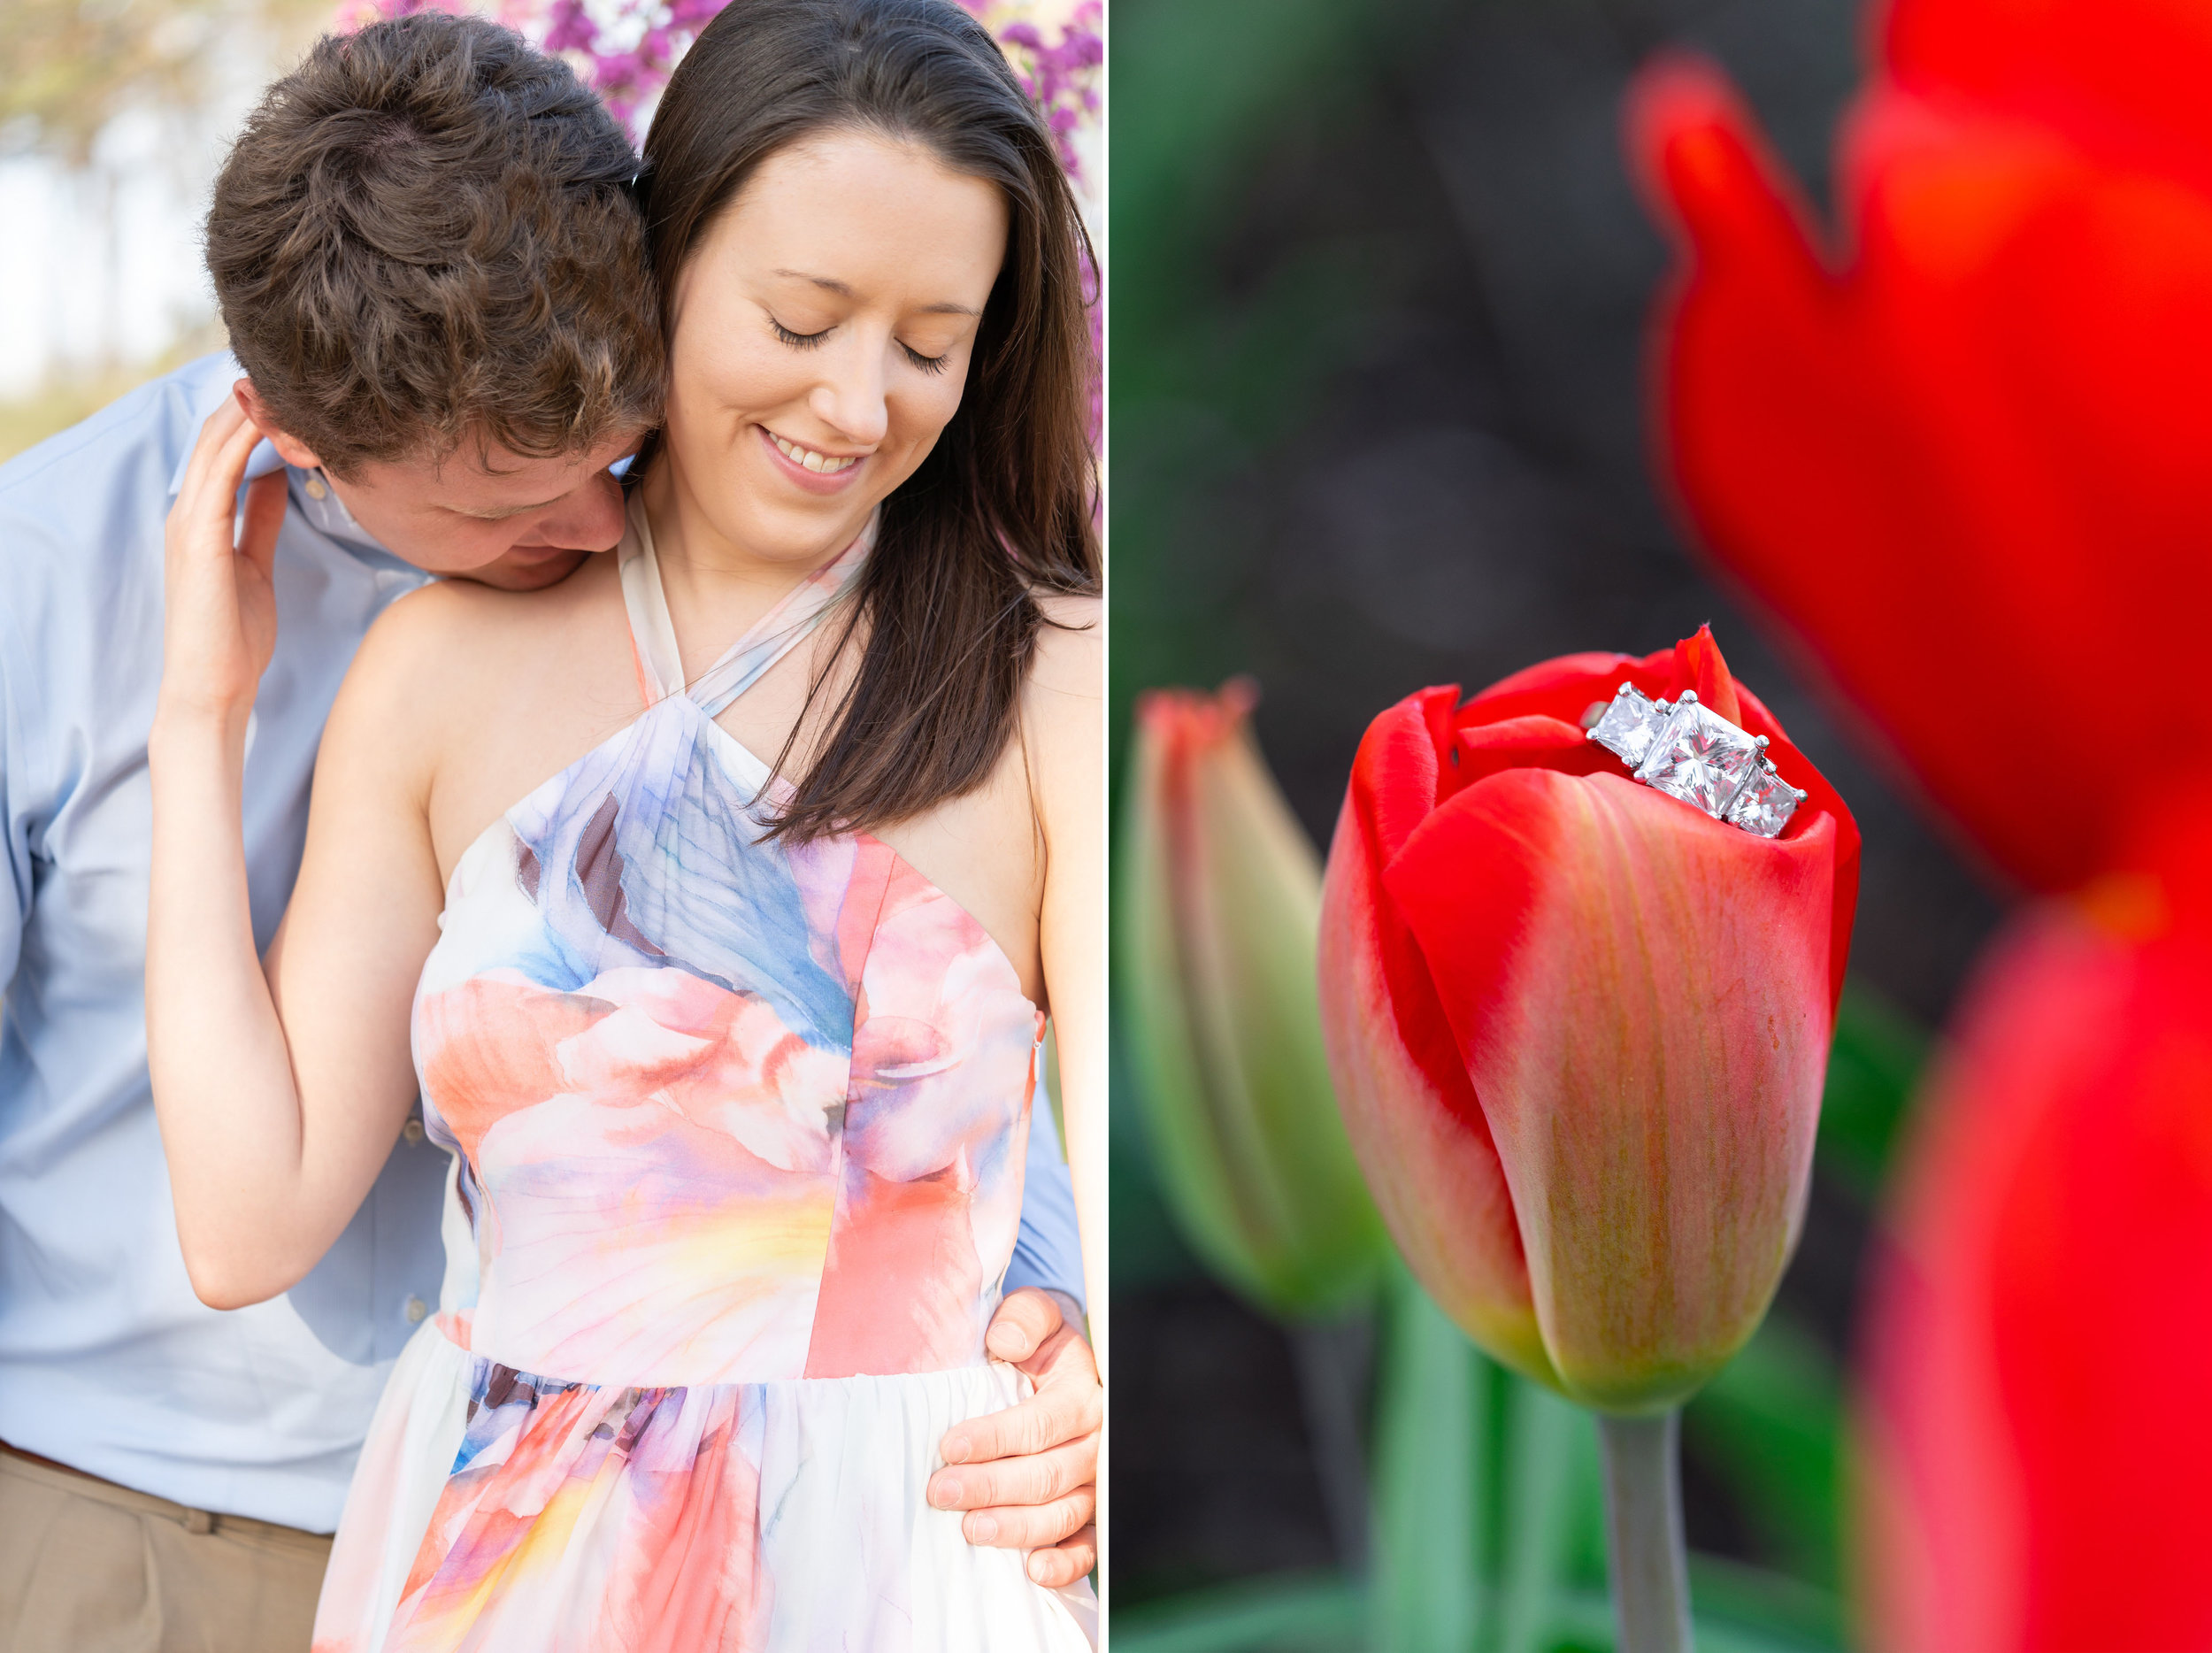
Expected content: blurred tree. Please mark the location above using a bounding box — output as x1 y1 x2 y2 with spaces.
0 0 328 162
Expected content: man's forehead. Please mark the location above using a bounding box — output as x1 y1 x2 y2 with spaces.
368 429 645 504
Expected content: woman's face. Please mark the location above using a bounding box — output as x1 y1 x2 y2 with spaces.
658 127 1010 565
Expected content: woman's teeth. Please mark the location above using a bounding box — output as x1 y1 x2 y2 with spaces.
771 433 860 474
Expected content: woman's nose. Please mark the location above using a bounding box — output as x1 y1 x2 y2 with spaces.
809 342 890 448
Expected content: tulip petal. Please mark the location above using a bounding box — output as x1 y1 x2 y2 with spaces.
1669 624 1744 725
1886 0 2212 171
1463 651 1644 726
1386 768 1835 1411
1319 699 1556 1386
1630 40 2212 892
1861 903 2212 1653
1454 715 1609 788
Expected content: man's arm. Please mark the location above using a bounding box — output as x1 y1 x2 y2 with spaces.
1003 1080 1086 1312
937 1073 1101 1587
0 576 36 1017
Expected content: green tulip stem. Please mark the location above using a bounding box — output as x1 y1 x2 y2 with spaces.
1598 1410 1694 1653
1290 1317 1374 1576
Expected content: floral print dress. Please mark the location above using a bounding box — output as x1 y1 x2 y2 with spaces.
311 495 1094 1652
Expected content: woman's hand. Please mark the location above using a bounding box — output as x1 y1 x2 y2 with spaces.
158 389 288 730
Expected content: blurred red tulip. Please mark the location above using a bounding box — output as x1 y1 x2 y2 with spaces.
1317 629 1860 1411
1627 2 2212 894
1859 816 2212 1652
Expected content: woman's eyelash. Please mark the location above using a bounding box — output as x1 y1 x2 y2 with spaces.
771 316 948 374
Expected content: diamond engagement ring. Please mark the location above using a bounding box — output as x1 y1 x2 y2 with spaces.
1582 683 1808 839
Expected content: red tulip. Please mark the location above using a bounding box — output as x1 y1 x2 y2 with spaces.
1858 811 2212 1652
1627 0 2212 894
1317 629 1860 1411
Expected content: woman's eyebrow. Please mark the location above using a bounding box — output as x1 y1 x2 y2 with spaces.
772 267 980 318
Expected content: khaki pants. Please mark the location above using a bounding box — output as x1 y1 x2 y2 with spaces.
0 1445 330 1653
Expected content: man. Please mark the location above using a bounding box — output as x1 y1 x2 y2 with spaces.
0 16 1097 1648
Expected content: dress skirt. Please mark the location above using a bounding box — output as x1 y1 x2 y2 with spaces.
311 1321 1097 1653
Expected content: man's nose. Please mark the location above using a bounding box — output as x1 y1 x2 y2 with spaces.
533 467 628 550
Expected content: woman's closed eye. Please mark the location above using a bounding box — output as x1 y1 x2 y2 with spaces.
770 312 953 375
771 316 831 350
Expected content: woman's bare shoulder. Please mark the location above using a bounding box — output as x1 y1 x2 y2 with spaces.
1025 589 1102 705
330 556 620 771
1018 588 1101 828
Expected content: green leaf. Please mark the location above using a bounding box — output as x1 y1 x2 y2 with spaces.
1816 984 1929 1197
1109 1572 1842 1653
1684 1556 1848 1651
1110 1572 1365 1653
1491 1383 1595 1653
1370 1263 1482 1653
1682 1317 1844 1589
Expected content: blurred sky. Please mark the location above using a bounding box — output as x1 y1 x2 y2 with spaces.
0 0 328 453
1 99 241 396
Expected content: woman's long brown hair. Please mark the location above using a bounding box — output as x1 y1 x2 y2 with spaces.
635 0 1101 842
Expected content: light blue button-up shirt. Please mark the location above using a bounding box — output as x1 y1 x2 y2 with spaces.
0 352 1083 1532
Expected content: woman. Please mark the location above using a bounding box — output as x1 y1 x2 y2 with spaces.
144 2 1101 1646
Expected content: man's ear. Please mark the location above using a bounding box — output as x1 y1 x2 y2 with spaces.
232 380 326 473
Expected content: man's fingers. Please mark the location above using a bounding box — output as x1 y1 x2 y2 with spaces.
238 470 288 578
937 1372 1098 1467
956 1485 1094 1551
928 1434 1095 1513
1025 1525 1096 1588
982 1286 1064 1364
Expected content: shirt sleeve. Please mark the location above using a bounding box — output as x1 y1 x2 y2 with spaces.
1003 1080 1085 1311
0 621 28 999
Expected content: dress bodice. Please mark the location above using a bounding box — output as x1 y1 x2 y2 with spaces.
408 496 1046 1388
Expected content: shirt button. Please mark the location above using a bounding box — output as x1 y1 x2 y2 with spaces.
403 1119 426 1146
405 1296 428 1325
304 475 328 500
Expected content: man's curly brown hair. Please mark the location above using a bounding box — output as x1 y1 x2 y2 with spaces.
205 12 664 478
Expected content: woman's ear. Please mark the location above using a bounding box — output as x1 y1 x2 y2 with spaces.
231 380 327 473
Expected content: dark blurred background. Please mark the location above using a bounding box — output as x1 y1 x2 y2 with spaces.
1107 0 2003 1625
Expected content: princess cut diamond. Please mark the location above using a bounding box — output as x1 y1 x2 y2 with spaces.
1586 683 1667 768
1634 696 1763 819
1724 765 1805 839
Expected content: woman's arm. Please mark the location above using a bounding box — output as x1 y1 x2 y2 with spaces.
1030 600 1106 1365
147 396 450 1311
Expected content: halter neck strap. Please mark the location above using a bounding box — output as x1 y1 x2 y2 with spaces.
617 491 874 720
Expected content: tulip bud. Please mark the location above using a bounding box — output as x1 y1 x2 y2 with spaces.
1317 630 1860 1411
1118 680 1390 1319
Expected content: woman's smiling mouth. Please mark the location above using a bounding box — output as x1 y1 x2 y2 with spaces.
765 428 863 474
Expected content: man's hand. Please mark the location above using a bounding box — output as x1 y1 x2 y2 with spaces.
932 1287 1100 1588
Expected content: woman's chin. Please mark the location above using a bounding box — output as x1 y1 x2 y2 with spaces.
710 468 882 565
